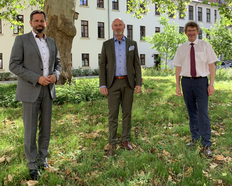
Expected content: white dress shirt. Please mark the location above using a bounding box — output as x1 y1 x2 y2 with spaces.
172 39 218 77
32 31 50 77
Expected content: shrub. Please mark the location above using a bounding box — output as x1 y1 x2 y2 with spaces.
72 67 82 77
92 69 99 75
82 69 92 76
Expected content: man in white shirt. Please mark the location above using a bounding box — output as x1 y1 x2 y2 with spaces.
172 21 217 158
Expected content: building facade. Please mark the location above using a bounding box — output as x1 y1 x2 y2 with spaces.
0 0 220 73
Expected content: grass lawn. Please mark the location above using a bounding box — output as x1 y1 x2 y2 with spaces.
0 68 232 186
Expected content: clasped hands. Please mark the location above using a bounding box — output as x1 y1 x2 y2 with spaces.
175 85 215 97
38 75 56 86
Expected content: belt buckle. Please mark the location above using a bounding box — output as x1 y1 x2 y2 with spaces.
119 76 122 79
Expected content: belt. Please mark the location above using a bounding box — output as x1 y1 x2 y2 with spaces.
182 76 206 79
115 75 127 79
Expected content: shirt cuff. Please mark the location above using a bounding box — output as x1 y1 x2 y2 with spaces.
100 85 106 88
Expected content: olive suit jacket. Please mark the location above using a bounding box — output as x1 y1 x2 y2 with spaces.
99 37 142 88
9 31 62 103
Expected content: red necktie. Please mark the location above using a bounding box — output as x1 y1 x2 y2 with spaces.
190 43 196 77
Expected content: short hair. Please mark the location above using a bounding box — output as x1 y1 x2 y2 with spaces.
184 21 200 31
30 10 47 21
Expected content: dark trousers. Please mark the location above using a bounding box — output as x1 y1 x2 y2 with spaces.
181 77 212 147
108 79 134 145
22 86 53 169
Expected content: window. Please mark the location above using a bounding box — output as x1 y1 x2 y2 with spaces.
140 54 145 65
198 7 202 21
155 4 160 15
140 2 145 11
82 54 89 66
214 10 217 22
98 54 101 66
97 0 104 8
198 29 202 39
127 25 133 40
155 27 160 33
179 26 184 34
80 0 88 5
206 33 210 40
0 13 2 33
13 15 24 34
179 9 184 19
0 53 2 69
154 54 160 69
169 12 174 18
126 0 132 11
81 21 88 37
112 0 118 10
140 26 145 40
98 22 104 38
189 5 193 20
206 9 211 22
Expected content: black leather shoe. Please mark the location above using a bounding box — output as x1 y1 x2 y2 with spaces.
38 162 50 171
29 169 41 180
186 139 198 146
203 146 212 158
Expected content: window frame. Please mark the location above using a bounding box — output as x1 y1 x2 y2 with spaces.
189 5 194 20
214 10 217 23
198 7 202 21
206 8 211 22
140 26 145 40
112 0 119 10
81 20 89 38
98 22 104 38
97 0 104 8
80 0 88 6
198 29 202 39
155 27 160 33
179 26 184 34
140 54 145 65
127 25 133 40
82 53 89 67
0 53 2 69
155 4 160 15
13 15 24 34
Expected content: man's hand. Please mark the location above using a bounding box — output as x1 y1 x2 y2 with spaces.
47 75 57 84
100 87 108 96
135 86 141 94
38 76 51 86
176 86 182 97
208 85 215 96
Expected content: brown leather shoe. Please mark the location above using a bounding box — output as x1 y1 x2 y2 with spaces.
122 141 133 151
203 146 212 158
107 144 116 157
186 139 198 146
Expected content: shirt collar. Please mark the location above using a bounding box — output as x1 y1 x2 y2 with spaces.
187 38 199 45
114 35 125 42
31 30 46 40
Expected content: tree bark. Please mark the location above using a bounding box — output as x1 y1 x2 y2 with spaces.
44 0 77 85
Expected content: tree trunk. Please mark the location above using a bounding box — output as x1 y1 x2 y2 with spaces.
44 0 77 85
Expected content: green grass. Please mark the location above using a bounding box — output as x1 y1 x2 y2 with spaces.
0 68 232 185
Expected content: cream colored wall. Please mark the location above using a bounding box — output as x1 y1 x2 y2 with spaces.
0 1 220 73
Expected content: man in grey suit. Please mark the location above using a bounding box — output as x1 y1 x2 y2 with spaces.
9 10 62 180
99 18 142 156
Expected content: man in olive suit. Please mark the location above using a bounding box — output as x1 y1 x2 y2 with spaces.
9 10 62 180
99 18 142 156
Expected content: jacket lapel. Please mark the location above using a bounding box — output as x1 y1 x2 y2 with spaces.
28 32 42 62
110 38 116 70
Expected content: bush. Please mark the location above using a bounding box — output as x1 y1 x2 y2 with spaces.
82 69 92 76
92 69 99 75
72 67 82 77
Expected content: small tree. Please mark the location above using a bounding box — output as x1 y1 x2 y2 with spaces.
144 15 187 70
201 17 232 62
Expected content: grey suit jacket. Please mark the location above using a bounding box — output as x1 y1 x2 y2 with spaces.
99 37 142 89
9 31 62 102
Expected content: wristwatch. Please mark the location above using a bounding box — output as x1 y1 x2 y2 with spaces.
209 84 214 86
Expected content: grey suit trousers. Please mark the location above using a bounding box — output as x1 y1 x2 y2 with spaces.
108 78 134 145
23 86 52 169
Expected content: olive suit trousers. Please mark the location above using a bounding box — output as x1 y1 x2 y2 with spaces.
107 78 134 145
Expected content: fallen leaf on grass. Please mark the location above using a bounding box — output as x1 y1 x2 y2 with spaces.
104 143 110 151
209 163 218 169
184 167 193 177
26 180 38 186
222 173 227 176
214 155 225 161
8 174 13 182
0 155 6 163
